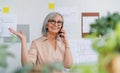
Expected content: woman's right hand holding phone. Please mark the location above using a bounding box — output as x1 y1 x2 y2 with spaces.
9 28 26 42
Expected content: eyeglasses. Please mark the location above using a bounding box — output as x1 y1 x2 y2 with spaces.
48 20 63 26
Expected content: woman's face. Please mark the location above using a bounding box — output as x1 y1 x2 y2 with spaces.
47 15 63 35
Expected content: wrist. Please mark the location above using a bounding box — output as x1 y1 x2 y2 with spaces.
21 39 26 43
65 44 70 48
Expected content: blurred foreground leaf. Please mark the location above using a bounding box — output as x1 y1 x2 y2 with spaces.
41 62 64 73
13 64 32 73
70 64 98 73
0 44 14 68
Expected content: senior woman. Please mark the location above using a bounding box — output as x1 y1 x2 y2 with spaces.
9 12 73 73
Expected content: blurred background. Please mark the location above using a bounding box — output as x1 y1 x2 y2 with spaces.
1 0 120 73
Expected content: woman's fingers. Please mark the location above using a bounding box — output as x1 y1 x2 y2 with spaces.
61 29 66 34
19 29 25 35
60 29 66 36
9 28 19 35
9 28 21 36
9 28 25 38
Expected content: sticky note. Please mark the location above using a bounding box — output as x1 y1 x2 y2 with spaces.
48 3 55 10
3 6 10 13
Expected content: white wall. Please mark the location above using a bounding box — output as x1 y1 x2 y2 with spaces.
1 0 120 73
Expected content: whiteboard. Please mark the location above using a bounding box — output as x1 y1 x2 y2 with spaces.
68 39 98 64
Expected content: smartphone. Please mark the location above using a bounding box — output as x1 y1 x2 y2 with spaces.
59 31 63 37
59 25 63 37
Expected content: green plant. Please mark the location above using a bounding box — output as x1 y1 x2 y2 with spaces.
13 64 32 73
90 12 120 36
88 12 120 54
86 12 120 73
0 36 32 73
0 44 14 68
70 64 98 73
0 35 18 69
40 62 64 73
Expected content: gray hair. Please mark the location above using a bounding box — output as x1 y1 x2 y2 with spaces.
41 12 64 36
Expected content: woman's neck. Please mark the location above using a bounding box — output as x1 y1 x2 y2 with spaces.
47 33 57 41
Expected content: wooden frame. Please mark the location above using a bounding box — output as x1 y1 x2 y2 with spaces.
81 12 99 37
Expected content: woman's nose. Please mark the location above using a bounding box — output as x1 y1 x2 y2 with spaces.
53 22 58 26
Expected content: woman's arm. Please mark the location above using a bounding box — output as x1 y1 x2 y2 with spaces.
9 28 30 66
63 39 73 68
21 38 30 66
60 29 73 68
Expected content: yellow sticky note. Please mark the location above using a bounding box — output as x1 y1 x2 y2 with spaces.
48 3 55 10
3 6 10 13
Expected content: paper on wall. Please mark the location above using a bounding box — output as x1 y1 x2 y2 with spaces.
0 14 17 37
0 19 2 33
83 16 98 33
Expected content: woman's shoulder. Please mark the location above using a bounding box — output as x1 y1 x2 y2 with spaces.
30 36 47 47
32 36 46 43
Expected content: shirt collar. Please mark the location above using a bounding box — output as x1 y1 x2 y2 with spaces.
41 35 61 42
